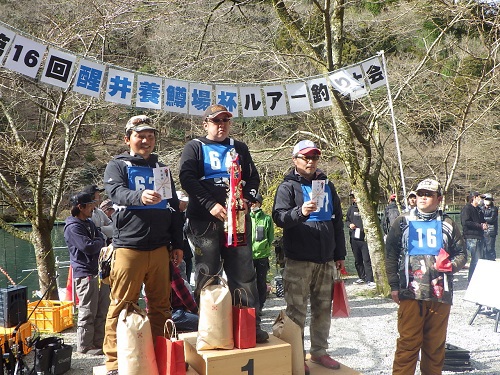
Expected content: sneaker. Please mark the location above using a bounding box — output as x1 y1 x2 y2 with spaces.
310 355 341 370
304 362 310 375
106 371 118 375
353 278 365 284
367 282 377 288
256 327 269 343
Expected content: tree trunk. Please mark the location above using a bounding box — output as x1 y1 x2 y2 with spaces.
30 222 59 300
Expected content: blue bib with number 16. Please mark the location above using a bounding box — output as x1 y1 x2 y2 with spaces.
407 219 442 256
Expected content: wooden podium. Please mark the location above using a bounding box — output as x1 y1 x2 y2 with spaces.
93 332 363 375
180 332 292 375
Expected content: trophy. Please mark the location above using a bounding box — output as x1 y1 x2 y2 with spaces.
225 149 247 247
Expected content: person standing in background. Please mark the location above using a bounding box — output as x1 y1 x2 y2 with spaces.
84 185 114 243
345 192 375 288
250 193 274 313
405 191 417 212
64 192 108 355
383 194 400 237
461 191 488 281
481 193 498 261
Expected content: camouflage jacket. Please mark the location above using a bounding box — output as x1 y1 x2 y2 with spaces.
385 209 467 305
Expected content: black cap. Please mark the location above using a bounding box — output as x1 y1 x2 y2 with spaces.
255 193 263 204
83 185 104 195
70 192 95 207
469 191 485 199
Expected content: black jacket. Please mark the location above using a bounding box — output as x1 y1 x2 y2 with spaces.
345 202 365 241
460 203 485 239
104 152 183 251
64 216 105 278
179 136 260 222
481 204 498 237
272 168 346 263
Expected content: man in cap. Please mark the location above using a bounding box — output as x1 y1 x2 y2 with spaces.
346 192 375 287
383 193 401 236
460 190 488 281
103 114 184 375
405 190 417 212
386 178 466 375
83 185 113 242
64 192 108 355
480 193 497 261
179 104 268 343
272 140 346 374
250 193 274 313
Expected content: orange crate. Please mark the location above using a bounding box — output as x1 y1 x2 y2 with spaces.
0 321 33 354
28 300 73 333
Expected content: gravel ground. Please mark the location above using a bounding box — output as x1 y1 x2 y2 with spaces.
17 267 499 374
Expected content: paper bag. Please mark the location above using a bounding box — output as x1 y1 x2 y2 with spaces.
117 303 159 375
196 275 234 350
332 278 350 318
232 289 256 349
272 310 303 375
156 319 186 375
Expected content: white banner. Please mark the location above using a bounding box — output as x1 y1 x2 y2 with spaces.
0 22 387 118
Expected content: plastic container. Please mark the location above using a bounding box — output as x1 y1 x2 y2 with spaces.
27 300 73 333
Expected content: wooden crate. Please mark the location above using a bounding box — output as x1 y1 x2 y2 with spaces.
179 332 292 375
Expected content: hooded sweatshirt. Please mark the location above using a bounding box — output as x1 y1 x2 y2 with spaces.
272 168 346 263
104 152 183 251
64 216 105 278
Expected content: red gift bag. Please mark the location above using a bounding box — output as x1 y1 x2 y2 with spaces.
155 319 186 375
332 276 350 318
232 289 256 349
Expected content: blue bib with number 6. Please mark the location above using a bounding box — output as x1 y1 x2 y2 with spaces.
407 219 442 256
127 166 167 210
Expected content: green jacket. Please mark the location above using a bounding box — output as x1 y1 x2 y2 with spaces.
250 208 274 259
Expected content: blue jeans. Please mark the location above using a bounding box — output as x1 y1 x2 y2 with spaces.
187 218 261 325
466 238 484 282
484 236 497 261
172 309 199 332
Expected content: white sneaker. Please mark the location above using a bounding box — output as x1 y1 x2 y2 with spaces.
367 282 376 288
354 278 365 284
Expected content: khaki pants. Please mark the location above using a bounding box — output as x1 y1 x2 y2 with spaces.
393 299 450 375
283 258 335 357
103 246 171 372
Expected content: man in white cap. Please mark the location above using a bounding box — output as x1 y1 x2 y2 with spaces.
386 178 466 375
480 193 497 261
405 190 417 212
273 140 346 374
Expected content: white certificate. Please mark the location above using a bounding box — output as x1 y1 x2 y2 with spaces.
153 166 172 200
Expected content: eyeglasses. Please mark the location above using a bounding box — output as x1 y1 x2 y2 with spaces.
295 154 320 162
207 118 231 124
416 191 436 197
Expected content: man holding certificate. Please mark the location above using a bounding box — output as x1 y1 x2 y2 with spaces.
272 140 346 374
102 115 184 375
